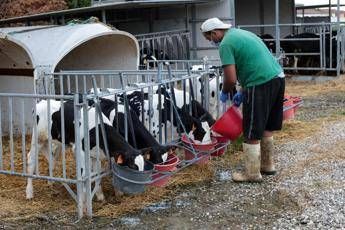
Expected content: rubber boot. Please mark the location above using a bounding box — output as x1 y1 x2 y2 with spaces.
232 143 262 182
260 136 277 175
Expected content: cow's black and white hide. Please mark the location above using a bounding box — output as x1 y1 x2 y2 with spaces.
258 34 276 53
26 99 147 201
181 65 237 115
130 87 215 142
139 48 171 69
89 87 216 143
98 98 173 164
281 32 320 74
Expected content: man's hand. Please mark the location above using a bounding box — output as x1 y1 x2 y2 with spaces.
232 92 243 106
219 91 229 103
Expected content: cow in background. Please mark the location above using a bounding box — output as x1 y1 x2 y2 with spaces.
139 48 171 69
258 34 276 53
281 32 320 75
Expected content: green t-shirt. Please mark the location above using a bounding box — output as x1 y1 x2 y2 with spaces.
219 28 283 88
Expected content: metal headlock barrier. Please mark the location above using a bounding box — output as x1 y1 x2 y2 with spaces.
0 60 228 218
238 22 345 76
136 30 191 68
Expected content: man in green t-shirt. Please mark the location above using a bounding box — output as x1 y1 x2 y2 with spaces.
201 18 285 183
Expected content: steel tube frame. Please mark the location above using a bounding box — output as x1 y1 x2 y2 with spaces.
1 59 225 218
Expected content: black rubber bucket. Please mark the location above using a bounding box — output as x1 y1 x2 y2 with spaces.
112 161 154 195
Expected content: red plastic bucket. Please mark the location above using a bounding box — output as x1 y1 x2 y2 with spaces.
150 153 180 187
154 153 180 172
283 98 295 120
292 96 302 113
211 135 229 157
181 135 217 165
211 105 243 141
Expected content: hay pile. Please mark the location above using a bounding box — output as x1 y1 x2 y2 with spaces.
285 76 345 97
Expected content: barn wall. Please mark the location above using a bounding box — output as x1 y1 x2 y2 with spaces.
0 75 35 135
193 0 234 59
106 0 294 60
105 1 233 60
235 0 294 37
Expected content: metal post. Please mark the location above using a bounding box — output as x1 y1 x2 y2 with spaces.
336 0 341 76
259 0 264 35
191 4 197 59
275 0 281 61
82 95 92 217
102 10 107 24
9 98 14 172
119 74 128 142
329 0 332 23
59 76 67 178
74 94 84 219
185 4 189 31
229 0 235 26
157 63 163 144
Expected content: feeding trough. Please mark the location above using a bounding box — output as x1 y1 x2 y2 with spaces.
150 153 180 187
112 160 154 195
211 133 229 157
283 96 295 120
181 134 217 165
283 95 303 120
211 105 243 141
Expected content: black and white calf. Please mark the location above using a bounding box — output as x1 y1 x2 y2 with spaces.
139 48 170 69
90 86 216 143
98 98 173 164
186 65 237 115
125 87 216 143
26 99 148 201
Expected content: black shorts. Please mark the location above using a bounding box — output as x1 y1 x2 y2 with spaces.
242 77 285 140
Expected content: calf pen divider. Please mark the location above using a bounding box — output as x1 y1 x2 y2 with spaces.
0 60 230 218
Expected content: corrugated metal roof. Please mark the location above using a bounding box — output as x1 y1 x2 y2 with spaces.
0 0 219 24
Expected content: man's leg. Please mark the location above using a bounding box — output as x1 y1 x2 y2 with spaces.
260 131 276 175
232 139 262 182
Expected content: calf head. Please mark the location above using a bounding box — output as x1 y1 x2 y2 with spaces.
190 100 216 126
114 152 145 171
141 145 175 164
177 112 206 142
176 101 215 142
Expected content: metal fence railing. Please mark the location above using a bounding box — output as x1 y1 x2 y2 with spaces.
238 22 345 75
1 60 226 218
135 30 191 69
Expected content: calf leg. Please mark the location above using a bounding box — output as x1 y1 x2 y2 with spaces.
91 157 105 201
43 142 62 185
26 136 42 199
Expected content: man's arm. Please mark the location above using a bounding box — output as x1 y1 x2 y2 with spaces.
222 64 237 93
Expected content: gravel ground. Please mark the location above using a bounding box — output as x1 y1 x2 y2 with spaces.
107 92 345 229
107 120 345 230
0 85 344 229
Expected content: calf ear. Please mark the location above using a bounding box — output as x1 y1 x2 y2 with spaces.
192 122 197 132
141 147 153 160
115 153 124 164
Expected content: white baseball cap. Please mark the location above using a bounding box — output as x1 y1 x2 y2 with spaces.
200 18 232 33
